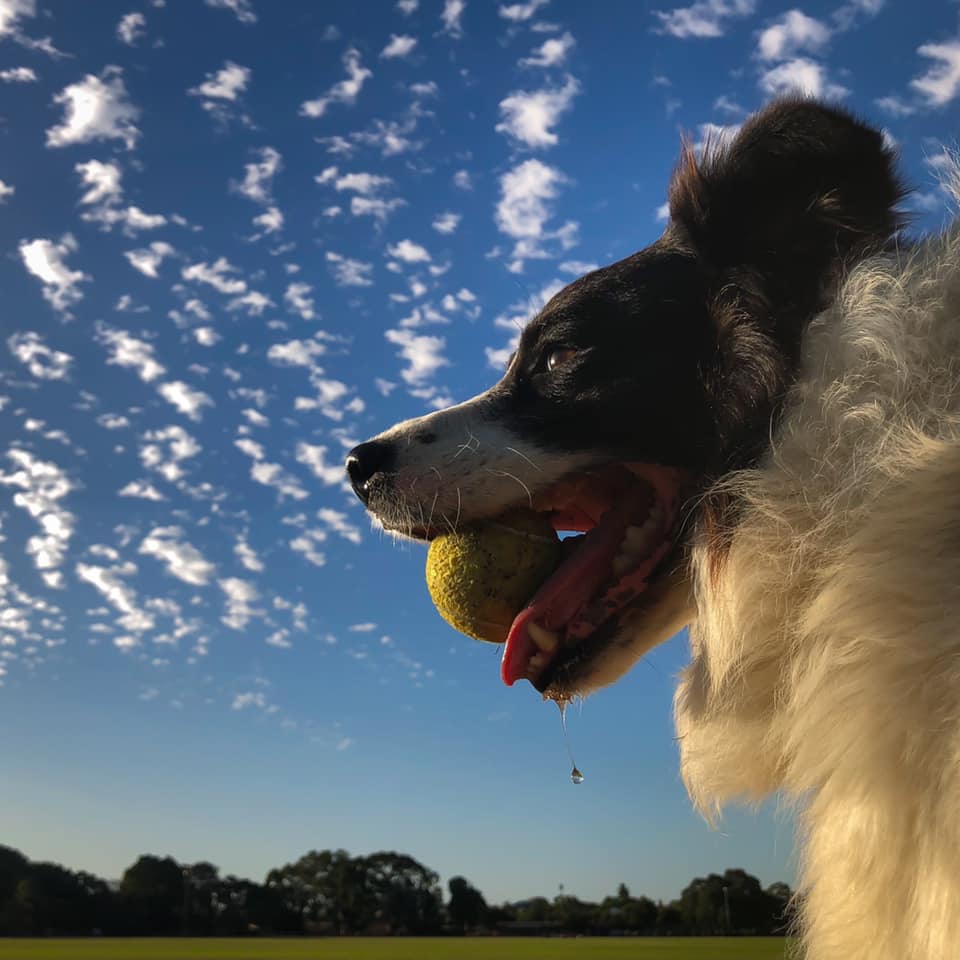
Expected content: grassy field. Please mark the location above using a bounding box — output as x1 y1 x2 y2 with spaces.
0 938 795 960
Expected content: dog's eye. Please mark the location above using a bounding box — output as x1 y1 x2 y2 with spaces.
546 347 578 371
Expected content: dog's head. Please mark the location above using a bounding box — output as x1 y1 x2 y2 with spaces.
347 98 904 701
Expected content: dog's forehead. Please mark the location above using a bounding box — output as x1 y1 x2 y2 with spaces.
521 241 701 347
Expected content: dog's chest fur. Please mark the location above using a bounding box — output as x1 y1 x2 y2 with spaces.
676 221 960 959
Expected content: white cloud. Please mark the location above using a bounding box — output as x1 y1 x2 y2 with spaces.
232 691 267 710
189 60 250 103
266 628 291 649
253 206 283 233
284 282 315 320
385 328 449 384
714 94 745 115
496 75 579 148
220 579 261 631
874 95 916 118
182 257 247 295
267 336 326 367
8 331 72 380
235 536 264 572
520 31 574 68
911 42 960 108
381 34 418 58
386 239 432 263
326 251 373 287
349 621 378 632
655 201 671 222
47 67 141 151
432 211 461 234
441 0 466 36
193 327 219 346
226 290 273 316
295 443 348 486
289 531 326 567
0 449 74 589
758 57 848 99
233 146 281 204
118 481 165 501
653 0 756 38
301 48 371 118
0 0 36 38
317 507 362 544
75 160 166 234
453 169 473 189
499 0 549 20
757 10 830 61
350 117 421 156
140 425 201 483
350 196 406 223
397 0 418 11
140 527 215 585
75 159 122 205
0 66 36 82
117 11 146 45
558 260 597 276
125 241 176 278
495 158 576 271
96 323 166 382
320 168 395 197
410 81 438 97
158 380 213 421
19 235 90 314
205 0 256 24
77 560 153 634
250 461 308 500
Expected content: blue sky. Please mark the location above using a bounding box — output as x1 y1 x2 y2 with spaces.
0 0 957 905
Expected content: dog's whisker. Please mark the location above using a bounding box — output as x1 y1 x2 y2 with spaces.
484 468 533 509
505 446 542 472
454 486 462 532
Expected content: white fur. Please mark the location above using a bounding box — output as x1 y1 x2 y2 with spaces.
676 216 960 959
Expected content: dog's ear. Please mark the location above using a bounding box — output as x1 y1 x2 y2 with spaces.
668 97 905 327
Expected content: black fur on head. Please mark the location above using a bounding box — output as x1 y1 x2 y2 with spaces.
667 96 906 476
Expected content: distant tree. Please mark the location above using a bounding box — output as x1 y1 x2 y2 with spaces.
0 846 31 933
266 848 369 933
515 896 551 922
119 855 184 934
446 875 488 932
12 862 97 935
552 894 595 934
363 852 442 934
656 899 685 935
183 861 220 934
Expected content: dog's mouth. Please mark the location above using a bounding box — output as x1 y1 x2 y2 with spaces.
501 462 688 697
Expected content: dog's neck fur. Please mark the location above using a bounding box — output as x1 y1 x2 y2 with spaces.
676 213 960 959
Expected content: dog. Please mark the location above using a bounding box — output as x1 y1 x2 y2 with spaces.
347 96 960 960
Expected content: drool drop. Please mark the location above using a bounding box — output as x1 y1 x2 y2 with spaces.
558 701 585 785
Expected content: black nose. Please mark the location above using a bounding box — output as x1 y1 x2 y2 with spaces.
345 440 394 504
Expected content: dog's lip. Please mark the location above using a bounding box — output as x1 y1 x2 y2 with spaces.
500 462 689 689
535 541 685 699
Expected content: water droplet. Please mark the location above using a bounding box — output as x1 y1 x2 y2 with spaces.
557 700 584 785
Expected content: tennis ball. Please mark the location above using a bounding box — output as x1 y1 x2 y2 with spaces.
426 508 561 644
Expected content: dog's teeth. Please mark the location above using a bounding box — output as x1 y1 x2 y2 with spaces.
529 652 546 672
528 622 559 653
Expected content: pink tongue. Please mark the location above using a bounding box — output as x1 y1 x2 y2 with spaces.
500 502 634 686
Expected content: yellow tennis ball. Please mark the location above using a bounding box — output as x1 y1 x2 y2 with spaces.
425 509 561 644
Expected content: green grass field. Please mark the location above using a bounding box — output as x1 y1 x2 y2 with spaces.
0 938 795 960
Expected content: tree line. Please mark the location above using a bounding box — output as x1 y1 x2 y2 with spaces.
0 843 794 937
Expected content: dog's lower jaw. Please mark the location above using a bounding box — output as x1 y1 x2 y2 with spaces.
540 562 694 701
